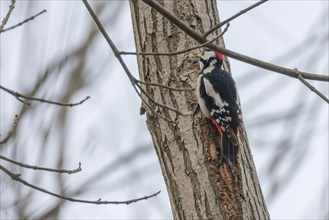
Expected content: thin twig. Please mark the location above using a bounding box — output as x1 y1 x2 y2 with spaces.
141 0 328 82
133 86 176 123
0 155 82 174
0 9 47 33
0 165 160 205
0 0 16 32
0 85 90 107
135 84 190 116
203 0 268 38
0 114 20 145
136 79 194 92
295 69 329 104
120 23 230 57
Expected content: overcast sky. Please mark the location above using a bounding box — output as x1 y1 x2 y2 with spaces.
1 1 328 219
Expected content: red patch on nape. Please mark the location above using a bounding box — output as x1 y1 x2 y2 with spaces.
216 52 224 61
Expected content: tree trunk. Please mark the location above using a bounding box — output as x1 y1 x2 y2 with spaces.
130 0 270 219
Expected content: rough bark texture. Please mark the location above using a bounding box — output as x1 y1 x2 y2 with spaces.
130 0 270 219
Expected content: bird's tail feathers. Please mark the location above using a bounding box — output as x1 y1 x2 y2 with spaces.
222 134 238 164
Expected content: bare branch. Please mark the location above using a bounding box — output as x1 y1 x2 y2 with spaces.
0 85 90 107
135 84 191 116
136 79 194 92
120 24 230 56
295 69 329 104
0 155 82 174
203 0 268 38
0 0 16 32
141 0 328 82
132 86 176 123
0 9 47 33
0 165 160 205
0 114 19 145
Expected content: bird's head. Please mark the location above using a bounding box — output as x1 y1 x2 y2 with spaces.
193 50 224 71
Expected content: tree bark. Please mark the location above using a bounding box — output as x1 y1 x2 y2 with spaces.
130 0 270 219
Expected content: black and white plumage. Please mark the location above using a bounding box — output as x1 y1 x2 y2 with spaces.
195 50 243 162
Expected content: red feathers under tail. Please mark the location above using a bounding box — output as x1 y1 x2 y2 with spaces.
212 119 238 163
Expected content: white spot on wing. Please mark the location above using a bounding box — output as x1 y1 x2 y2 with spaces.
220 116 232 122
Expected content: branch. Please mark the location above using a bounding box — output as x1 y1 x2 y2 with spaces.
203 0 268 38
0 155 82 174
132 86 176 123
0 0 16 32
0 9 47 33
0 85 90 107
0 114 19 145
141 0 329 104
120 23 230 57
141 0 328 82
135 83 190 116
295 69 329 104
0 165 160 205
136 79 194 92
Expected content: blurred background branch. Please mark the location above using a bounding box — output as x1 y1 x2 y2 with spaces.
0 0 328 219
0 85 90 106
0 155 81 174
0 9 46 34
0 0 16 32
0 114 19 145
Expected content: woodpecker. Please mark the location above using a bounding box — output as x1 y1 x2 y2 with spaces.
194 50 243 163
